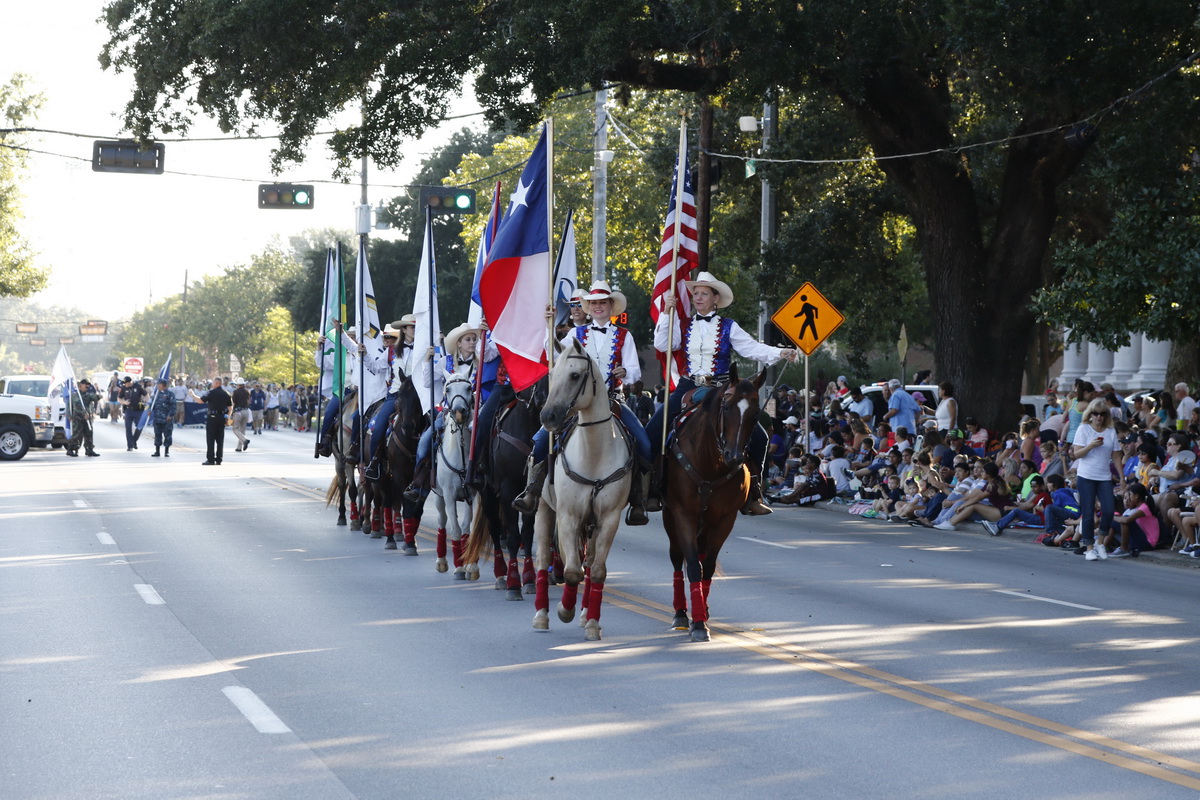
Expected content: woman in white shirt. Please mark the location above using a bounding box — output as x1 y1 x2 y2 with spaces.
935 382 957 433
1071 398 1124 561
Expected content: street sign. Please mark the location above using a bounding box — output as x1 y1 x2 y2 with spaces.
771 282 845 356
123 357 144 376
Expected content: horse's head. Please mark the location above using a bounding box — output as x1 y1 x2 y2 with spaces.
518 375 549 413
394 376 425 441
715 365 767 466
541 338 599 432
443 376 473 426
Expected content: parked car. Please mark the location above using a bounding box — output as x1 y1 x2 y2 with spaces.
0 376 57 459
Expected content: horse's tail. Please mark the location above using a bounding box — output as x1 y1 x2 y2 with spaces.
324 474 341 508
461 499 492 565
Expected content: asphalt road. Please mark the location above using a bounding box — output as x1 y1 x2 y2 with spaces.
4 419 1200 799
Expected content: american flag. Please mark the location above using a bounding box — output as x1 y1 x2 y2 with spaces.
651 126 698 384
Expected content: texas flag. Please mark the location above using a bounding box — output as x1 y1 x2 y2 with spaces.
479 126 551 392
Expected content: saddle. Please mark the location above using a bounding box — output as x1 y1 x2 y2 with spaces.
493 398 532 457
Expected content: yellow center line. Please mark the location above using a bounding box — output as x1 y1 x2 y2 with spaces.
268 476 1200 788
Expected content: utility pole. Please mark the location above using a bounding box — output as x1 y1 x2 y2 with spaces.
180 270 187 377
592 89 608 282
757 101 777 349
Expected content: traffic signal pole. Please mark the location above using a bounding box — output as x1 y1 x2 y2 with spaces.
592 89 607 283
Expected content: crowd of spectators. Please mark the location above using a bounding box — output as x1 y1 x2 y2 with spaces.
760 374 1200 563
101 374 320 434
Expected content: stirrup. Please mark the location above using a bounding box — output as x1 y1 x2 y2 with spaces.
364 459 381 481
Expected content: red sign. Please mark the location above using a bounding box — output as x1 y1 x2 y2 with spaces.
123 357 144 376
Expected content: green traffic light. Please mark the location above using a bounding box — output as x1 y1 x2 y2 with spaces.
455 193 471 210
294 190 310 205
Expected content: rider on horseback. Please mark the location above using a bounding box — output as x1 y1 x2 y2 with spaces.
315 327 361 457
512 280 653 526
648 271 799 516
404 321 499 501
363 316 418 479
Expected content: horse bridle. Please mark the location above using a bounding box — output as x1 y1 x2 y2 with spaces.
563 353 611 427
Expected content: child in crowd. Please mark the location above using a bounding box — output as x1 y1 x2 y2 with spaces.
770 455 834 506
823 444 855 496
866 474 904 518
987 475 1050 536
1042 473 1082 547
1107 482 1160 557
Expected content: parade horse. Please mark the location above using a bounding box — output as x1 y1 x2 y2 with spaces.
377 375 426 553
531 339 634 640
432 376 475 574
663 364 765 642
324 387 362 528
463 376 547 597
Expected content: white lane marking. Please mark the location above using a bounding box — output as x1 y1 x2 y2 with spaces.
134 584 165 605
73 499 87 508
737 536 798 550
222 686 292 734
994 590 1101 611
96 532 116 545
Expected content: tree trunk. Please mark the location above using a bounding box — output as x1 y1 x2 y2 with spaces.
696 99 713 272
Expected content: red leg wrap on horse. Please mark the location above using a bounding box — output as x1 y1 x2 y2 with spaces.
507 558 520 589
350 502 359 521
673 571 686 613
581 577 591 614
384 507 395 536
535 569 549 611
436 529 447 559
403 517 418 545
493 550 506 578
587 582 604 621
690 582 708 623
452 537 463 567
702 579 712 600
522 556 535 585
373 508 383 534
561 582 578 611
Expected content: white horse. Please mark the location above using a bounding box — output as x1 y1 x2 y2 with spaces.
433 376 475 578
532 339 634 641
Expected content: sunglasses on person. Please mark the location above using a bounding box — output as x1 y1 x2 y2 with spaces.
568 302 582 308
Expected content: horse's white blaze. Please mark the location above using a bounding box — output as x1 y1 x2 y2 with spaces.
737 398 750 415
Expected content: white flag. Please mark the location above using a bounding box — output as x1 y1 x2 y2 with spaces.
47 346 78 439
552 209 578 328
355 238 388 410
413 209 443 415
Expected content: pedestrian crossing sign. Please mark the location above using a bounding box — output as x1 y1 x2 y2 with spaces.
771 282 844 356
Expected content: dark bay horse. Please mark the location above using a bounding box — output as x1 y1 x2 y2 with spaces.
375 375 426 553
663 365 766 642
463 377 546 595
324 387 361 528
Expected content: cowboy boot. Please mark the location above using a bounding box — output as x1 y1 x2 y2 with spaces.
364 456 382 481
644 460 663 513
740 463 774 516
403 458 431 503
512 458 546 515
625 469 649 526
317 431 333 457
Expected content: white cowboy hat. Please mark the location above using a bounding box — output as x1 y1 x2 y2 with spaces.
234 377 246 385
580 280 627 316
398 314 417 328
382 322 402 337
684 271 733 308
444 322 481 355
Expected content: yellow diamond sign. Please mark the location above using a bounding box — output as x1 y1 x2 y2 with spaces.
771 282 844 356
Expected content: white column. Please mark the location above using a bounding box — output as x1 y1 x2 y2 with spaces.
1105 337 1142 391
1056 331 1088 387
1083 342 1115 387
1131 334 1172 389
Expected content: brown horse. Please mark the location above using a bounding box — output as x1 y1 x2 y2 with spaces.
662 365 766 642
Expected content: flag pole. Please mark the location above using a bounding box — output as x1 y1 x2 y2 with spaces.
338 242 347 463
357 238 368 467
426 207 436 426
315 248 330 458
545 118 556 374
660 117 688 462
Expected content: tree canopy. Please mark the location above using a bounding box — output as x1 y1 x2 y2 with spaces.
0 74 49 298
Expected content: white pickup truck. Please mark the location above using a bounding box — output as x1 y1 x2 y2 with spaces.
0 375 58 460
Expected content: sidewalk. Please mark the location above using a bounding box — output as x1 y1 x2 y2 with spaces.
796 498 1200 571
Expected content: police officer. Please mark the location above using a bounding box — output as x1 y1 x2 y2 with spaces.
192 377 232 465
118 376 148 451
149 377 176 457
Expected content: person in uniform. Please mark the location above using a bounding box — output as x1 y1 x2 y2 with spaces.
192 377 232 465
230 377 252 452
648 271 799 515
512 280 652 524
403 321 499 500
65 379 101 457
118 376 148 451
149 377 176 457
364 316 418 479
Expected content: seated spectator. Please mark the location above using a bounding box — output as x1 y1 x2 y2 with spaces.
1039 441 1064 480
1017 459 1041 498
1130 441 1159 490
997 432 1020 464
894 426 914 452
771 455 834 506
964 417 989 455
934 461 1011 531
1042 473 1082 545
1168 491 1200 554
1020 419 1042 466
1149 433 1195 542
848 418 872 449
989 475 1050 536
930 461 991 529
822 445 855 496
866 474 904 518
873 421 893 452
940 429 968 469
1107 482 1160 557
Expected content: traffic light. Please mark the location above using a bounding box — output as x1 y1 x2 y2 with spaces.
419 186 476 215
259 183 315 209
92 140 165 174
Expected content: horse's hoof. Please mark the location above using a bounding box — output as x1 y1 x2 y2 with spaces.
384 539 397 550
435 558 448 573
690 623 710 643
506 588 524 601
349 520 361 531
533 609 549 630
523 582 536 597
465 565 480 581
402 543 418 556
454 568 467 581
495 577 507 590
557 604 576 624
671 613 690 631
337 517 347 527
370 530 383 539
584 621 602 641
